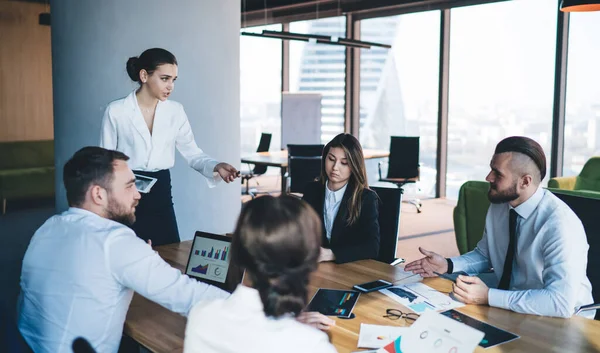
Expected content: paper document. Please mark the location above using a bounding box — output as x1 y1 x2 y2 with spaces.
391 266 421 285
376 311 484 353
358 324 409 349
380 282 464 313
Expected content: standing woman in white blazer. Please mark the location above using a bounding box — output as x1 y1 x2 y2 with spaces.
100 48 239 246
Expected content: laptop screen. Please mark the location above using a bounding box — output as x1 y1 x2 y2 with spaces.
185 231 243 292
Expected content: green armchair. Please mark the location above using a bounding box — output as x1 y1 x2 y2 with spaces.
0 140 55 214
453 181 491 254
548 157 600 193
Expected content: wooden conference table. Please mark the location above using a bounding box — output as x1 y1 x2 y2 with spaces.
124 241 600 353
241 149 390 194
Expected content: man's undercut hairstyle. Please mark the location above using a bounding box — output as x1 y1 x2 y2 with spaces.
63 147 129 207
494 136 546 183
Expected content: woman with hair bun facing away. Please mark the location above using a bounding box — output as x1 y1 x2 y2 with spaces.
100 48 239 246
183 196 337 353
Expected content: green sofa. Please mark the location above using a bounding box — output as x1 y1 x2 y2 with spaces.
548 156 600 194
453 181 491 254
0 140 55 214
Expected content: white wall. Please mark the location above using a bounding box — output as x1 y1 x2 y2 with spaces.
52 0 241 239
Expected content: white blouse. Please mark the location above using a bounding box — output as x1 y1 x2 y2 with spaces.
323 183 348 241
100 90 219 185
184 285 338 353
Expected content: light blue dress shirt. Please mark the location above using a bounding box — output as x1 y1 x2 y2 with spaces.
451 187 594 318
18 208 228 353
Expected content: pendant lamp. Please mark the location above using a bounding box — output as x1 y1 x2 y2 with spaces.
560 0 600 12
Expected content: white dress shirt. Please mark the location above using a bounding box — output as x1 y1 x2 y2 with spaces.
18 208 228 353
100 90 220 186
451 187 594 318
323 183 348 241
184 285 338 353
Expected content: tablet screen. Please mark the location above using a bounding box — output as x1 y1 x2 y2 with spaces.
133 174 157 193
186 235 231 284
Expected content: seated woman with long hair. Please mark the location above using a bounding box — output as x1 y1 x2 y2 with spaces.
183 196 337 353
302 133 380 264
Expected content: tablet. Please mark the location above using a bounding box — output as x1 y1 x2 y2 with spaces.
184 231 244 293
307 288 360 318
133 174 157 193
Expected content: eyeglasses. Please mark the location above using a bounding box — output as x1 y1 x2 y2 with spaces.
383 309 420 322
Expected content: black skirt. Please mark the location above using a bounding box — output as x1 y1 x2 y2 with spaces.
131 169 180 246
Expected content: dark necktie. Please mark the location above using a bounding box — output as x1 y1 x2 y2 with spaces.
498 209 517 290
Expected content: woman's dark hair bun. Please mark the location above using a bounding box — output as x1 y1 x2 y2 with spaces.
125 48 177 84
126 56 140 82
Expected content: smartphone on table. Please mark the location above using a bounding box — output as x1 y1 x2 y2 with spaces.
352 279 392 293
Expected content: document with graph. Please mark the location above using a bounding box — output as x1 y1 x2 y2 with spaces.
380 282 464 314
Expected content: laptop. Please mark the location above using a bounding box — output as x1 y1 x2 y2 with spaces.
184 231 244 293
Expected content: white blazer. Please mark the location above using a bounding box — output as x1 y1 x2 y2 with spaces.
184 285 338 353
100 90 219 184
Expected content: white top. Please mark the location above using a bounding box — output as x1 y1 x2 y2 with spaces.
100 90 220 186
18 208 228 353
323 183 348 241
184 285 337 353
451 187 594 318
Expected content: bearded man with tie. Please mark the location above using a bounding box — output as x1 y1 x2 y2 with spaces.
405 136 594 318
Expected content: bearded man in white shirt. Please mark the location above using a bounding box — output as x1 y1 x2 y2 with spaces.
405 136 594 318
17 146 229 353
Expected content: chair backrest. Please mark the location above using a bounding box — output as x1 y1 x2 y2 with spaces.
370 186 403 264
287 144 324 157
453 181 490 254
72 337 97 353
386 136 419 179
288 157 322 194
574 156 600 192
550 190 600 320
252 133 272 175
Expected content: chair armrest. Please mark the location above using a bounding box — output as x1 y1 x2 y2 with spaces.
575 303 600 315
378 161 383 180
548 176 577 190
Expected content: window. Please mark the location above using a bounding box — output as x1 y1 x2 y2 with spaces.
563 12 600 176
446 0 556 199
359 12 440 195
290 17 346 144
240 24 282 156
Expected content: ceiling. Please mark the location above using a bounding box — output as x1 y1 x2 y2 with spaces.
241 0 506 26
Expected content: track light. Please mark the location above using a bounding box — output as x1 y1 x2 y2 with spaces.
240 30 390 50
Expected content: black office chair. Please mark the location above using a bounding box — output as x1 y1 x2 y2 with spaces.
287 144 324 195
550 190 600 320
72 337 96 353
241 133 272 198
288 157 322 195
378 136 422 213
287 144 325 157
371 186 403 265
0 307 32 353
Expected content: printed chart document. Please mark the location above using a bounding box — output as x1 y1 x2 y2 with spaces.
380 282 464 314
357 324 409 349
376 311 484 353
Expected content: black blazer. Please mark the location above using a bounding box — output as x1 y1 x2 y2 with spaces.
302 181 380 264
